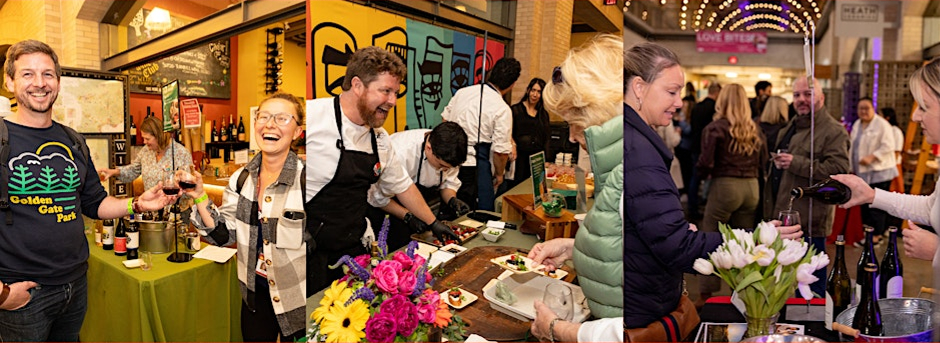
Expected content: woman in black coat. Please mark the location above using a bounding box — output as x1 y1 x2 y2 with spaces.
506 78 550 191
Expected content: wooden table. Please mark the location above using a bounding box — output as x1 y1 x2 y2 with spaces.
501 194 579 240
432 246 575 341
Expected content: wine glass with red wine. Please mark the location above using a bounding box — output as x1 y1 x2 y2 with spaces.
177 165 197 191
162 170 181 196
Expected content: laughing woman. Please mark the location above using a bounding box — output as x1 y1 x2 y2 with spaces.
184 93 307 341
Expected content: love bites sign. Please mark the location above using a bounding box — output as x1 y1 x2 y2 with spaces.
696 31 768 54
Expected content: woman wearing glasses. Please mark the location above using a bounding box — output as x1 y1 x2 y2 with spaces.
98 115 193 191
184 93 306 341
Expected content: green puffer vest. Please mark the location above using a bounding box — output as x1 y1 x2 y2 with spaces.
572 115 624 319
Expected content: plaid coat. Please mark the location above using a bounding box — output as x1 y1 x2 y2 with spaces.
191 152 306 336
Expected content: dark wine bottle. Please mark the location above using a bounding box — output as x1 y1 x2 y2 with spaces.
237 116 245 142
130 115 138 146
791 178 852 205
228 114 236 142
211 120 218 142
114 217 127 256
126 218 139 260
855 226 879 305
826 235 852 330
879 226 903 298
220 119 228 142
852 263 884 336
102 219 115 250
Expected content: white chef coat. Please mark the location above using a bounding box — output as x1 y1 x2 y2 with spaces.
440 84 513 167
305 97 411 207
368 129 462 207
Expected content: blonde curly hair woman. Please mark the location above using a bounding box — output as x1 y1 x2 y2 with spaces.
695 83 768 301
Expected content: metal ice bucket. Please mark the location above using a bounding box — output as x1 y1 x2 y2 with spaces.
137 220 173 254
834 297 935 342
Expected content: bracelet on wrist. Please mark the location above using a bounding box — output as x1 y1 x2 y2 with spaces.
549 317 563 343
126 198 135 215
194 193 209 205
0 282 10 307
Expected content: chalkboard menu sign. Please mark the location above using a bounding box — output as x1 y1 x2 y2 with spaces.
126 40 231 99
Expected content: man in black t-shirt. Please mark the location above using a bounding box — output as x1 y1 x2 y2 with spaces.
0 40 174 342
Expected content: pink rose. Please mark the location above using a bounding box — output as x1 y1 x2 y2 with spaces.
366 311 397 343
417 303 437 323
374 260 403 295
393 251 413 271
397 303 420 337
398 270 417 295
420 289 440 305
411 255 427 271
354 254 371 268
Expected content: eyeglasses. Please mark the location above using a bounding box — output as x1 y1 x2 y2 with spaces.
552 66 564 84
255 111 298 126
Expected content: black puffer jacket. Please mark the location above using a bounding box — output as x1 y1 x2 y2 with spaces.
623 104 723 328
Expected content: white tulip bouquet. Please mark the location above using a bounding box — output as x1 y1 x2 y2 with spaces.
693 222 829 320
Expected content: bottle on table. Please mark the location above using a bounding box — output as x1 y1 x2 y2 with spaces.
94 220 103 247
826 235 852 330
114 217 127 256
790 178 852 205
228 114 236 142
220 118 228 142
237 116 246 142
126 218 139 260
855 226 879 305
852 263 884 336
879 226 903 298
102 219 115 250
211 120 218 143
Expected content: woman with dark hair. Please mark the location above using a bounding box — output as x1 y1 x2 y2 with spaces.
506 77 550 191
98 116 193 190
849 97 899 246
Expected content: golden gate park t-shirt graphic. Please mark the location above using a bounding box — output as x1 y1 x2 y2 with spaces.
7 141 83 223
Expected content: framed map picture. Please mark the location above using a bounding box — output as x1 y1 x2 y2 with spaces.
85 138 111 194
52 69 128 134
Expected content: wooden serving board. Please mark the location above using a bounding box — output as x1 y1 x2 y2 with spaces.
431 246 575 341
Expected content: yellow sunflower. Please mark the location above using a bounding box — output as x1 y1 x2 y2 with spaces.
320 299 369 343
311 280 352 322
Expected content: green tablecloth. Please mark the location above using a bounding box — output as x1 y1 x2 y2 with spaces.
81 235 242 342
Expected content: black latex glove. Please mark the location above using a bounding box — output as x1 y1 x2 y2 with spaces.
428 220 461 244
403 212 424 234
447 197 471 216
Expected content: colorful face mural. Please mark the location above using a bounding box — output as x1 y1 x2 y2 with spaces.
307 0 505 133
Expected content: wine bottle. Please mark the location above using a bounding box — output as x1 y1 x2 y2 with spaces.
791 178 852 205
94 221 103 247
130 115 138 146
220 118 228 142
826 235 852 330
852 263 884 336
855 226 879 305
114 217 127 256
879 227 903 298
126 218 139 260
237 116 245 142
228 114 236 142
102 219 115 250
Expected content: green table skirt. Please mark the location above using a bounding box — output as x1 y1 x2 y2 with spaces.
81 235 242 342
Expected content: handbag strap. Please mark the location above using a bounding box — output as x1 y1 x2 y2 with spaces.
658 314 682 342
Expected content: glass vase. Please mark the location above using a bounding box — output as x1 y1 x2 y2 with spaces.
744 313 779 338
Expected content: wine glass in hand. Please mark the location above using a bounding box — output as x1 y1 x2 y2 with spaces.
543 283 574 321
778 210 801 227
162 171 181 196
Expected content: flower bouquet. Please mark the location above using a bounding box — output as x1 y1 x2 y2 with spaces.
693 222 829 337
308 217 467 342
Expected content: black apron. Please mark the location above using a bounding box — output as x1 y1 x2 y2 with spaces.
415 135 444 204
474 84 497 211
305 96 380 294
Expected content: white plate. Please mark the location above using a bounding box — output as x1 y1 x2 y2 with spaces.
535 268 568 280
482 272 591 323
122 259 142 268
441 287 478 309
490 253 538 274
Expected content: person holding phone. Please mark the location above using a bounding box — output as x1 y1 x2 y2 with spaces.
184 93 307 341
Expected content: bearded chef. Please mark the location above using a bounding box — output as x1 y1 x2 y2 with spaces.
305 47 458 294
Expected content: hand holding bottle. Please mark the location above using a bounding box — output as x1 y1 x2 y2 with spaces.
830 174 875 208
